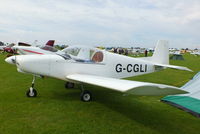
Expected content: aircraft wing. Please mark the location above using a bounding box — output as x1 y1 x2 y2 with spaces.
66 74 188 95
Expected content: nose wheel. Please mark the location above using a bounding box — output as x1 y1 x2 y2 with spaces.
26 75 38 97
26 87 37 97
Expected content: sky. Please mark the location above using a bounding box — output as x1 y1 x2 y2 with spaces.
0 0 200 48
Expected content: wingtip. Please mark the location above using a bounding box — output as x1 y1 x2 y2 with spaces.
185 67 193 72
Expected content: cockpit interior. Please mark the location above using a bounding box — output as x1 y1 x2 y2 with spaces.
62 46 104 63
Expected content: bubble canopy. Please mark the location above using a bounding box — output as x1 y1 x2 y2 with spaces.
62 46 104 63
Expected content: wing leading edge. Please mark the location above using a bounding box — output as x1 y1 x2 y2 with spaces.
66 74 188 96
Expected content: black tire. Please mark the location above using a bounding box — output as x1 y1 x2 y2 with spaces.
26 88 37 97
65 82 75 89
80 90 92 102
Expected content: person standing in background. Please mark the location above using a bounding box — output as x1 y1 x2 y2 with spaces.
145 49 148 57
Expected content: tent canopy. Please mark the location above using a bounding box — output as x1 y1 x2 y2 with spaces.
170 54 184 60
162 72 200 117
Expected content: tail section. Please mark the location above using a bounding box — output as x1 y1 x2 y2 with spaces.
150 40 192 72
151 40 169 64
45 40 55 47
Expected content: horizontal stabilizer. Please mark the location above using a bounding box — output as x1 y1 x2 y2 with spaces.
66 74 188 96
155 63 192 72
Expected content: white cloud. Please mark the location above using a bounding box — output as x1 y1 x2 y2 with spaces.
0 0 199 48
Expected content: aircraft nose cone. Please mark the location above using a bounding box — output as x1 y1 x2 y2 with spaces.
5 56 16 65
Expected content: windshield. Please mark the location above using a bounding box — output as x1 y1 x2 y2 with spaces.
63 47 80 56
62 46 104 63
40 45 58 52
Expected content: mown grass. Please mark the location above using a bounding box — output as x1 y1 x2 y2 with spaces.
0 53 200 134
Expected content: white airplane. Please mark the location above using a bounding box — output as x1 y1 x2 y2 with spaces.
12 40 58 55
5 40 191 102
191 51 200 56
0 45 6 51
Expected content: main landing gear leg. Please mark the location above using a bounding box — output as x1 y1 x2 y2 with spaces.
80 84 92 102
26 75 37 97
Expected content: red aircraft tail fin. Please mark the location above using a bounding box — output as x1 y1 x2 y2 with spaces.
45 40 55 47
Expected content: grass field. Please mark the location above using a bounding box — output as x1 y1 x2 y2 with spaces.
0 53 200 134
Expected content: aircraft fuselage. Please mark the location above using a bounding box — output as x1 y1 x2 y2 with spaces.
12 51 156 81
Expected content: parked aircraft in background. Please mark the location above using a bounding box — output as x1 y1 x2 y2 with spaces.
3 43 16 53
191 51 200 56
13 40 56 55
3 42 34 54
5 40 191 102
0 45 7 51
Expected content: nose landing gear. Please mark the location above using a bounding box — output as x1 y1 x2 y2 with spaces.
26 76 37 97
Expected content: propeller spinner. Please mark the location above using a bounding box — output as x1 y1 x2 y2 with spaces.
5 56 16 65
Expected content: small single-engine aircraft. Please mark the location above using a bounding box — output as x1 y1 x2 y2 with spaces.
5 40 191 102
3 42 31 54
191 51 200 56
3 43 16 53
12 40 57 55
0 45 7 51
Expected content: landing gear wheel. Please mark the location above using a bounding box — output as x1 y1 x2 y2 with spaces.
80 90 92 102
26 88 37 97
65 82 75 88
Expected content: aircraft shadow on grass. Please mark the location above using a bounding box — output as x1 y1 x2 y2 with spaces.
49 84 186 134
